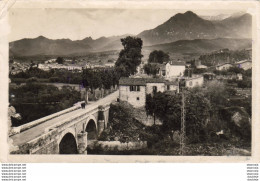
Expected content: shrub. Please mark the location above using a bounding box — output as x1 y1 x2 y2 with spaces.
49 77 60 83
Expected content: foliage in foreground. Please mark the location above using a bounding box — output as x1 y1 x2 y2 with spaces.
9 82 81 126
146 80 251 143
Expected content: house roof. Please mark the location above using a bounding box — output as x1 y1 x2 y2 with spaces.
234 60 252 65
119 77 176 86
119 77 146 86
216 63 233 67
203 72 215 75
197 65 208 69
165 81 179 86
168 61 186 66
180 75 203 81
145 78 166 83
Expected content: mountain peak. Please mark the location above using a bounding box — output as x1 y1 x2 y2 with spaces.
184 11 197 16
83 36 93 41
36 35 48 39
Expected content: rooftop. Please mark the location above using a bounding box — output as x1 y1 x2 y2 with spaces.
216 63 233 67
119 77 146 86
119 77 178 86
234 60 252 64
168 61 186 66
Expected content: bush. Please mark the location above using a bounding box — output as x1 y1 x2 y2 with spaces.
49 77 60 83
237 80 251 88
26 77 38 83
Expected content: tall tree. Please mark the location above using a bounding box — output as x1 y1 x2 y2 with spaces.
148 50 170 64
56 57 64 64
145 91 211 142
143 63 160 77
115 36 143 76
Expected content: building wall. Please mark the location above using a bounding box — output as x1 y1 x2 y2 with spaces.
238 62 252 70
146 83 165 94
185 76 204 88
119 85 146 107
216 64 232 71
166 84 179 92
165 63 185 77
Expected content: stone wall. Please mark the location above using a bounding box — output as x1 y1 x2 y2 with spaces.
185 76 204 88
33 140 59 154
88 141 147 151
10 103 110 154
166 64 185 77
119 85 146 107
146 83 165 94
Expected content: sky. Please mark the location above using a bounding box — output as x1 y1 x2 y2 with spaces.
8 8 244 42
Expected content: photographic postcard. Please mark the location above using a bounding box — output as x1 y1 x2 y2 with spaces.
0 0 259 163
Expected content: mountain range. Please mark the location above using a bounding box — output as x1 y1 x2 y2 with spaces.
9 11 252 57
138 11 251 45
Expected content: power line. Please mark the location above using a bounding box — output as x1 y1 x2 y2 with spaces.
180 91 186 155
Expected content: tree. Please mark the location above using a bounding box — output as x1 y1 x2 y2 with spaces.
227 66 244 74
148 50 170 64
56 57 64 64
143 63 160 77
237 80 251 88
82 68 102 99
115 36 143 76
145 94 157 125
9 84 80 126
203 80 228 108
145 91 211 142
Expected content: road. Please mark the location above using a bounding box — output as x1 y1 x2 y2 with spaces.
10 90 119 146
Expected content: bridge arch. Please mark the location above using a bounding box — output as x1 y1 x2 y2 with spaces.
85 115 97 140
58 128 78 154
59 133 78 154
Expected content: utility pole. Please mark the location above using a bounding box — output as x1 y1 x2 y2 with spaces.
180 90 186 155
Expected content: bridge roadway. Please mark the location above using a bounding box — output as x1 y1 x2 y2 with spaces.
10 90 119 146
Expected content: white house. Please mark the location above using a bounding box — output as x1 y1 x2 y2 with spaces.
196 65 208 69
180 75 204 88
119 77 179 107
158 61 186 78
104 62 115 67
216 63 233 71
119 78 147 108
234 60 252 70
165 61 186 78
38 64 50 71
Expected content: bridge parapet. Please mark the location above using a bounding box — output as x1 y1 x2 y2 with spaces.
10 101 85 136
10 103 111 154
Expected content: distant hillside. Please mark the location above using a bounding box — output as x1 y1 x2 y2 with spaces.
138 11 252 45
9 11 252 57
212 14 252 39
199 48 252 66
9 35 130 57
9 36 92 57
144 38 252 55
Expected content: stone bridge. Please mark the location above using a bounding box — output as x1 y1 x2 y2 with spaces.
9 91 118 154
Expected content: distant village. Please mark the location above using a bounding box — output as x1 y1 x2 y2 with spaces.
118 57 251 108
10 54 252 107
9 58 115 75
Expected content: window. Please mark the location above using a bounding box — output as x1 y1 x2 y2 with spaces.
153 86 157 93
162 70 166 76
167 85 170 90
130 85 140 92
137 97 140 101
189 81 193 86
